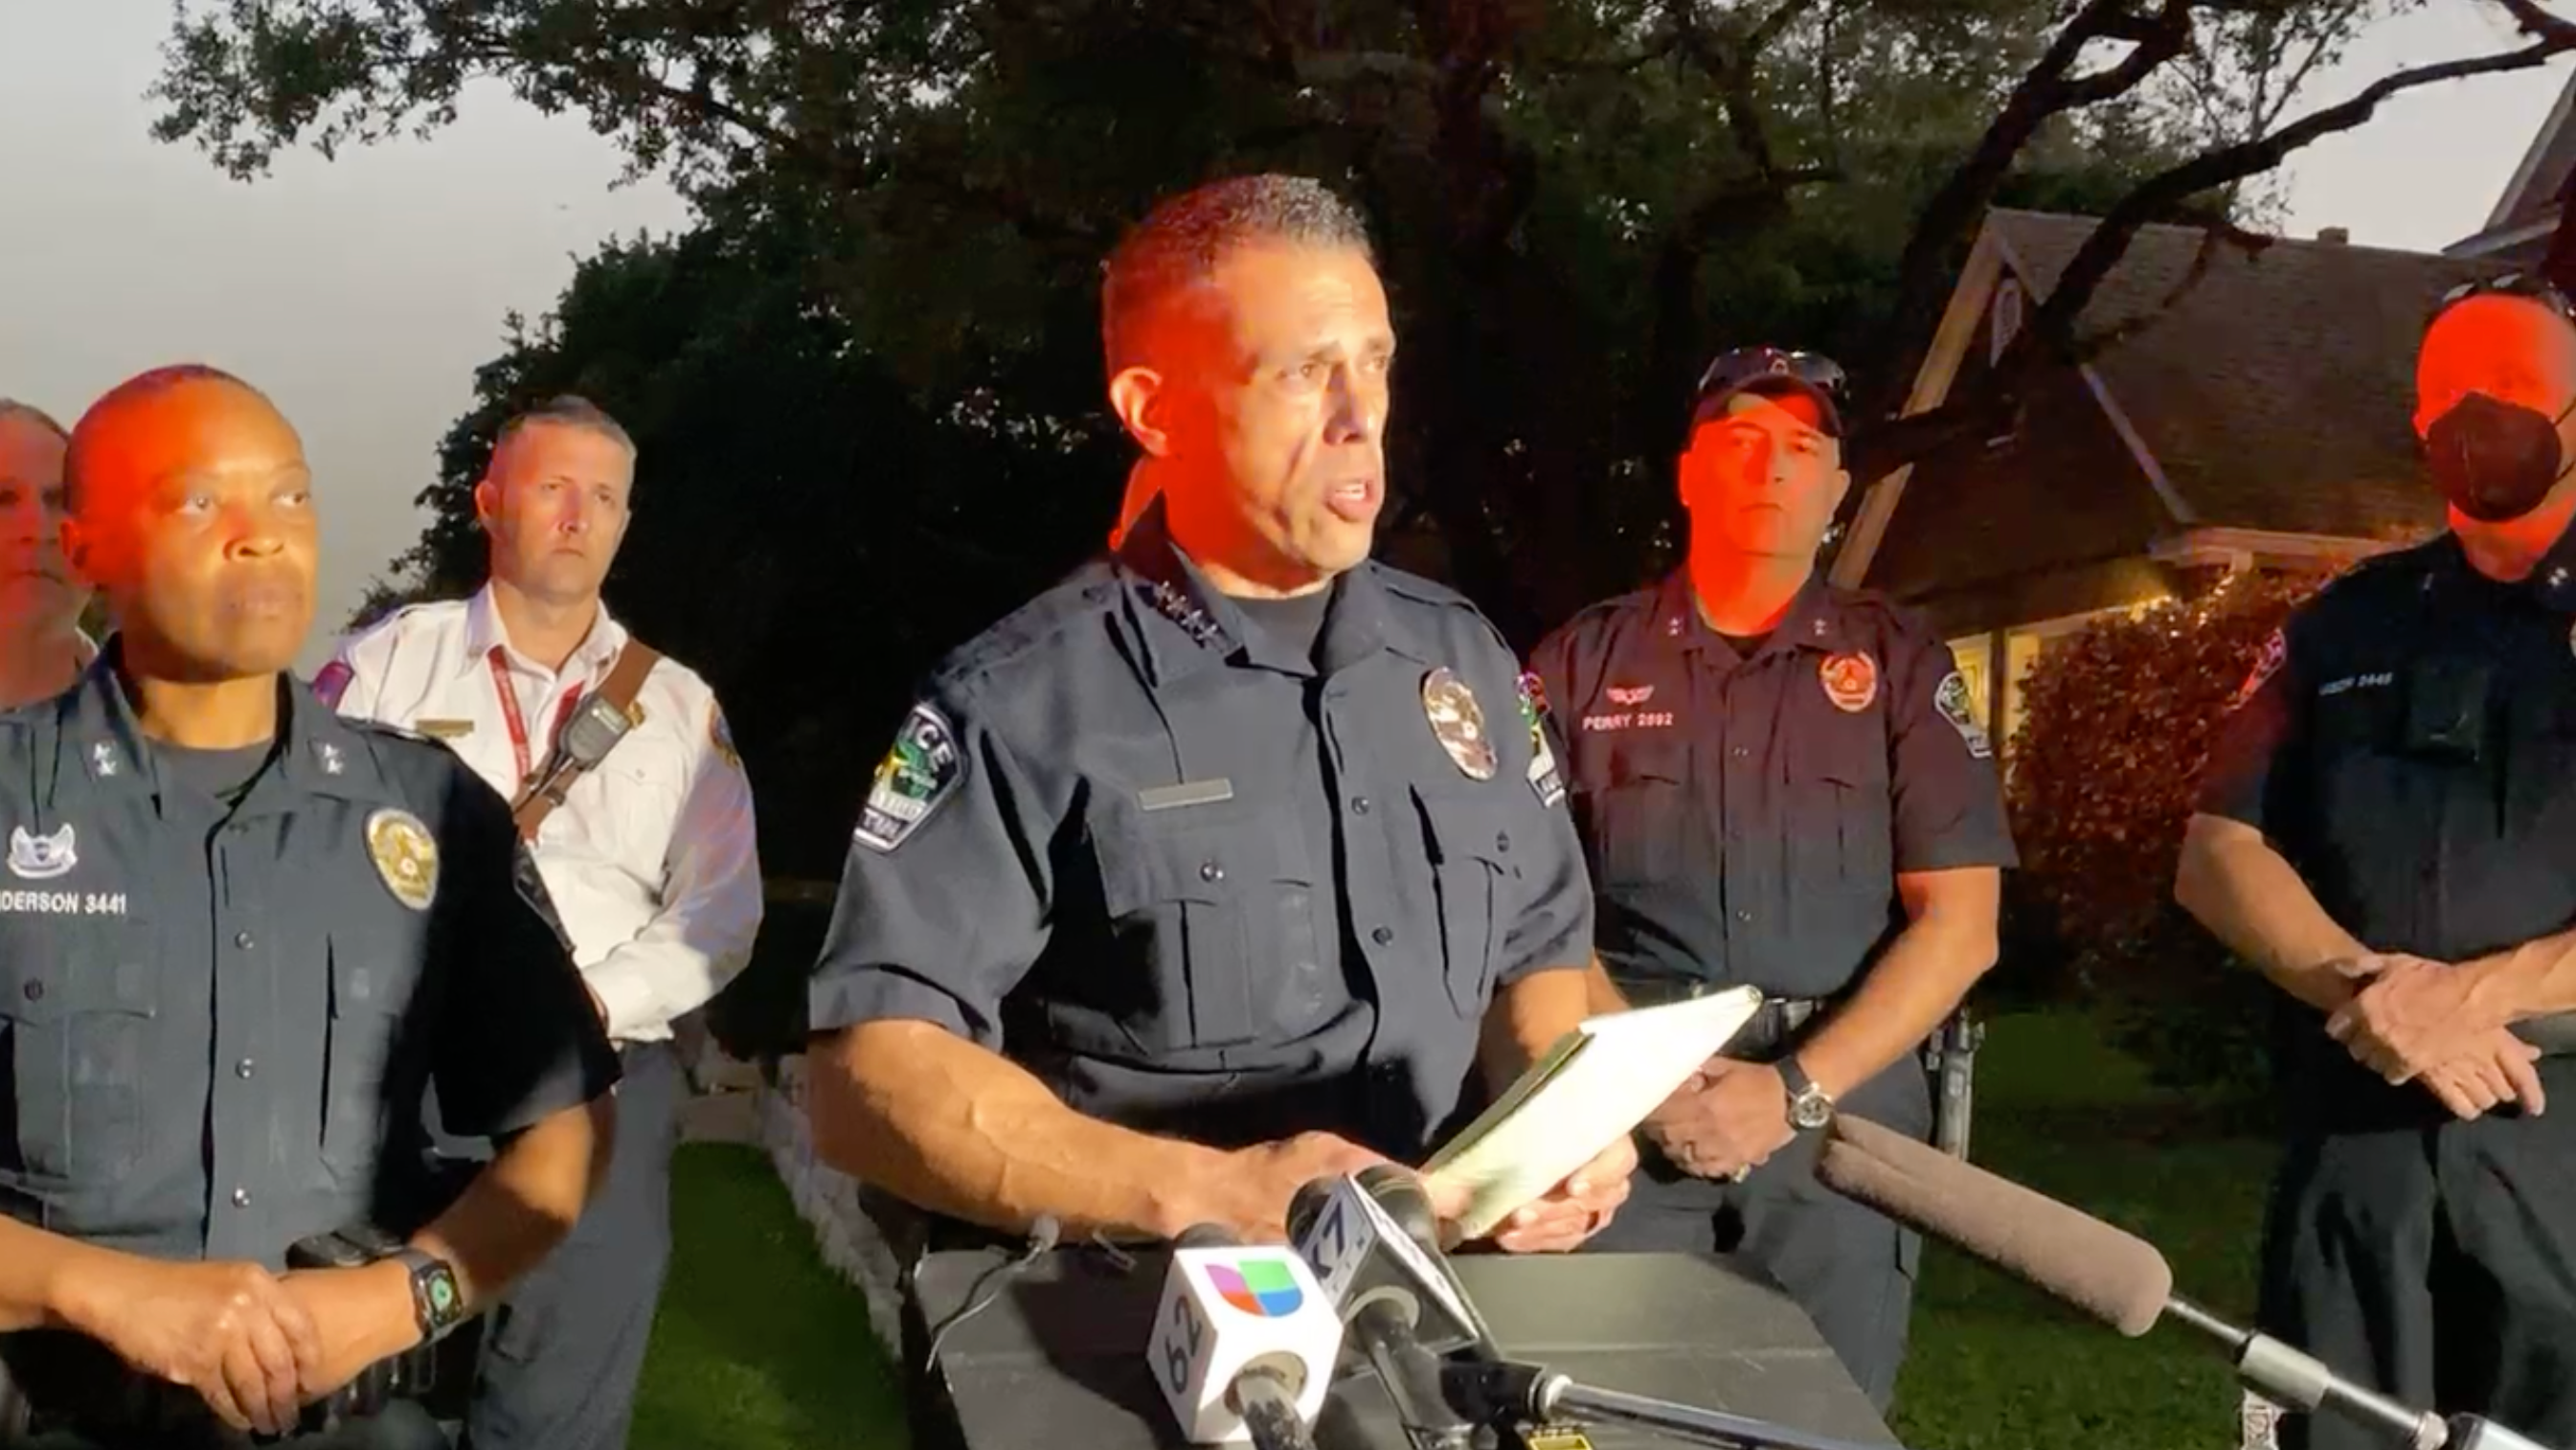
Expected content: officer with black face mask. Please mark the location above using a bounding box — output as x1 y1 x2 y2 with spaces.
2175 273 2576 1450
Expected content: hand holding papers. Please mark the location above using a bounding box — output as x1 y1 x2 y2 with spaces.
1419 986 1764 1241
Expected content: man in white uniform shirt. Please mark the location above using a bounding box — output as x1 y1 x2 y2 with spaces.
319 395 762 1450
0 399 98 707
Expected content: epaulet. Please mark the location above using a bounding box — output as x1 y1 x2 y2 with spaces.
1375 562 1480 614
340 716 443 751
1543 584 1660 646
342 598 455 648
2306 540 2441 612
929 559 1121 693
1827 584 1933 638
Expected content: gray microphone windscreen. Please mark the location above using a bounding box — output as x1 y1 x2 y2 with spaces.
1817 1116 2173 1337
1174 1223 1239 1251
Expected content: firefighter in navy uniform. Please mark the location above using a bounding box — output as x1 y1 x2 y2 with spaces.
2178 276 2576 1449
0 366 619 1449
802 175 1640 1320
1528 347 2016 1409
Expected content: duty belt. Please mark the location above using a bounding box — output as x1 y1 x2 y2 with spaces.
1606 978 1830 1059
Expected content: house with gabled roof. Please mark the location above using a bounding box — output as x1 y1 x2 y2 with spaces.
1828 206 2507 760
2448 67 2576 269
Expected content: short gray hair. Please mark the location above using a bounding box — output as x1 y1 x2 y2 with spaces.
0 398 67 442
1100 173 1376 373
491 394 636 463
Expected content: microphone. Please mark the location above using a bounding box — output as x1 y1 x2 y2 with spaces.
1294 1171 1898 1450
1815 1116 2452 1450
1148 1223 1343 1449
1288 1172 1484 1447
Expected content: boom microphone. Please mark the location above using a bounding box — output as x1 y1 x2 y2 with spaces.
1148 1223 1343 1448
1816 1116 2451 1450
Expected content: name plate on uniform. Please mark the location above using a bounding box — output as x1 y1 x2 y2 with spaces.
1138 780 1234 812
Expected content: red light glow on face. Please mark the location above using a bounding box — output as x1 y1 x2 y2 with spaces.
2416 294 2576 438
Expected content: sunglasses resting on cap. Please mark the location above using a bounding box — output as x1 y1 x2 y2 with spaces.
1690 347 1849 438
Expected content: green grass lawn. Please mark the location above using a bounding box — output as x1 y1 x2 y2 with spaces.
1888 1011 2276 1450
635 1008 2276 1449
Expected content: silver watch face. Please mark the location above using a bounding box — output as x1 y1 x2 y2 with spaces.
1791 1092 1834 1130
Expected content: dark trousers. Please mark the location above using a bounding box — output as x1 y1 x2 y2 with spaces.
457 1042 684 1450
2262 1100 2576 1450
1579 1055 1932 1410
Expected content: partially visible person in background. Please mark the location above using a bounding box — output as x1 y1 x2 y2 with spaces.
322 394 762 1450
0 399 96 707
2178 274 2576 1450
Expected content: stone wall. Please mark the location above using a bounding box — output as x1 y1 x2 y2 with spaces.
751 1054 908 1361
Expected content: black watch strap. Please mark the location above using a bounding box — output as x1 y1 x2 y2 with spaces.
389 1246 468 1345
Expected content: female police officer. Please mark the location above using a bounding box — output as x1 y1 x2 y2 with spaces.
0 366 619 1447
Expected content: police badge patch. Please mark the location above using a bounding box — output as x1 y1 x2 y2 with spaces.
1422 668 1499 781
1819 651 1879 713
855 703 962 852
1517 671 1567 808
1933 671 1993 759
365 808 440 911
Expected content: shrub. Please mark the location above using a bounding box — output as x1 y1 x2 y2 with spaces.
2003 567 2329 1100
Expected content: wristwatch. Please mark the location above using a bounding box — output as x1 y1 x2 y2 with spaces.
336 1224 468 1346
1779 1056 1837 1132
390 1246 468 1345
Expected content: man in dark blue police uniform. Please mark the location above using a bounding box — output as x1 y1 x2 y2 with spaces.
2178 276 2576 1449
0 366 620 1449
1527 347 2015 1408
804 174 1636 1263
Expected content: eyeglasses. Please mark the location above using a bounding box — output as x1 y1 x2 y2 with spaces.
2437 271 2576 325
1694 347 1849 402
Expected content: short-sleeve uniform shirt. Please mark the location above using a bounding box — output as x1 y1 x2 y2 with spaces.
2201 533 2576 1127
0 651 620 1265
1528 571 2017 999
808 506 1595 1160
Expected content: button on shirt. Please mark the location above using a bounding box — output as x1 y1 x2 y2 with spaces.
1528 571 2017 999
321 588 763 1044
808 505 1595 1161
0 649 619 1266
2202 533 2576 1127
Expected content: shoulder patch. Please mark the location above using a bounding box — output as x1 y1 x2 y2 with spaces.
311 659 353 710
1517 671 1567 808
2232 627 2287 710
1933 670 1993 759
855 703 963 852
708 701 741 770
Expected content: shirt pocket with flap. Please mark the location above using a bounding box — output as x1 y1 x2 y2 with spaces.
1581 736 1693 889
321 916 430 1185
1089 803 1323 1054
1788 707 1893 893
0 908 159 1185
1412 787 1525 1016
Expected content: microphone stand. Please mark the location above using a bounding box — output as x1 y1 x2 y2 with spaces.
2160 1299 2453 1450
1442 1358 1906 1450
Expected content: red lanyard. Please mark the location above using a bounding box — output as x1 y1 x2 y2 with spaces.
486 647 586 789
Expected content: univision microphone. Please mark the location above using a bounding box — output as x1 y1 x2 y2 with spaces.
1148 1224 1343 1449
1815 1116 2555 1450
1289 1167 1496 1449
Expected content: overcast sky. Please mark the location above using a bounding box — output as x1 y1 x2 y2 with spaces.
1 1 2569 669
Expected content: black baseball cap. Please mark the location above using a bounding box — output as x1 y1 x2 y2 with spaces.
1688 346 1848 438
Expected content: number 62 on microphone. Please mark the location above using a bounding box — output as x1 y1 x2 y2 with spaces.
1149 1246 1340 1443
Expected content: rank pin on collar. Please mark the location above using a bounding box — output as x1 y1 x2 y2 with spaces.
316 741 345 776
89 742 118 778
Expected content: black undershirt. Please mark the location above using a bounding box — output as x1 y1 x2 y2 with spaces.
1231 587 1336 668
155 737 279 809
1721 631 1773 659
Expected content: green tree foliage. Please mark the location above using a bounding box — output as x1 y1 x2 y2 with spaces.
145 0 2573 876
2002 566 2327 1097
